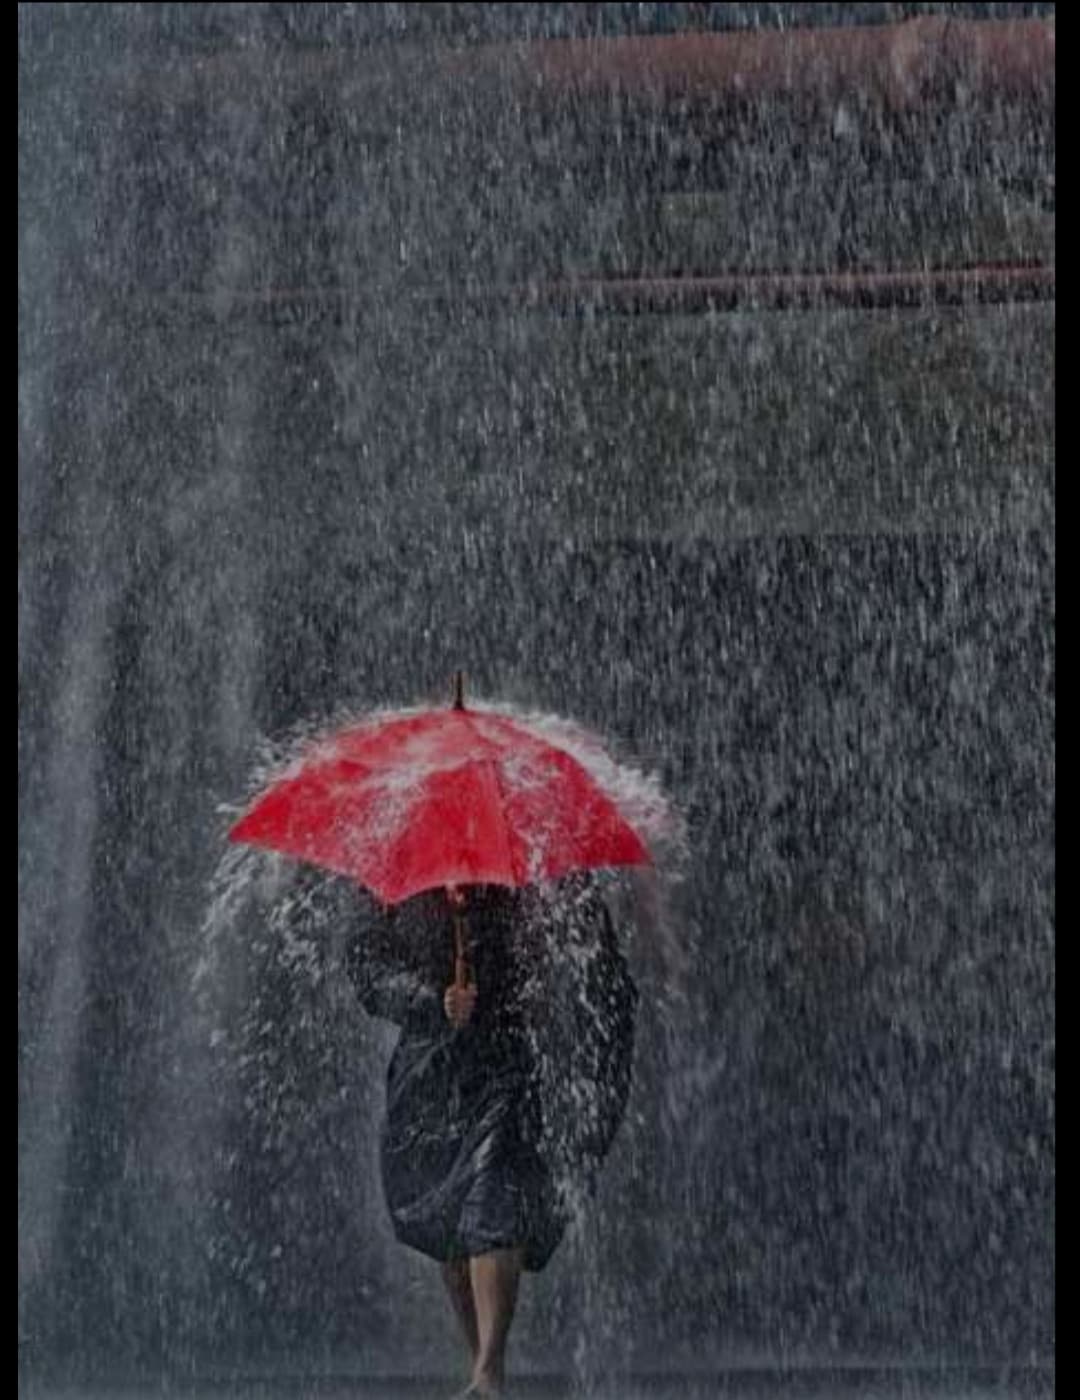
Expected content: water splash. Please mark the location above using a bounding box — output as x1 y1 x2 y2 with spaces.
192 696 694 1382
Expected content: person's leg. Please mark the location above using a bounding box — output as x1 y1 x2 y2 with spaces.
441 1257 479 1367
468 1245 526 1393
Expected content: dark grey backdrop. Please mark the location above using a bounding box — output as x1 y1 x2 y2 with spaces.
19 3 1053 1385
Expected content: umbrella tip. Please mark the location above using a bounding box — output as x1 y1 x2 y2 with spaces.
452 671 465 710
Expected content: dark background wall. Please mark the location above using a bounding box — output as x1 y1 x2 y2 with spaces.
19 2 1053 1384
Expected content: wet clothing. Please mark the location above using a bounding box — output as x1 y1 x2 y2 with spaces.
346 882 636 1272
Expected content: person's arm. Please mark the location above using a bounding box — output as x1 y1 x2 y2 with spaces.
345 921 443 1029
578 893 638 1158
584 896 638 1042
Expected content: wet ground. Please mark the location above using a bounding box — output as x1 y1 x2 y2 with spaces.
20 1366 1055 1400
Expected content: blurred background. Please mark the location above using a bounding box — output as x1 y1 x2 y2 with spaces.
19 4 1053 1394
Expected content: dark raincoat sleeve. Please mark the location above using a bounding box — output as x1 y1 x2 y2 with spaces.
344 919 444 1032
576 895 638 1163
527 887 639 1182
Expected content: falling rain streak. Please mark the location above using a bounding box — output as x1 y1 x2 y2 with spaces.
19 4 1053 1397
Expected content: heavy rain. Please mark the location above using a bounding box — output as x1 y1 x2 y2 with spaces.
19 5 1053 1399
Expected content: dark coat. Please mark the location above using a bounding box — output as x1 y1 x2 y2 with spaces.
346 880 637 1272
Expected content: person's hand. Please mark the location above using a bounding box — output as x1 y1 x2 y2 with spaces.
444 981 477 1029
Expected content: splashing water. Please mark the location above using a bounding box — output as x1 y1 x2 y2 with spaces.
194 697 696 1383
20 2 1052 1391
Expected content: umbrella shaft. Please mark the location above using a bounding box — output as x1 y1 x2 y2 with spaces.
454 914 471 988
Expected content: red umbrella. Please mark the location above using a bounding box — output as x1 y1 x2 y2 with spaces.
228 674 652 908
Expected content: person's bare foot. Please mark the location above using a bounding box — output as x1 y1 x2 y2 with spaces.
449 1381 503 1399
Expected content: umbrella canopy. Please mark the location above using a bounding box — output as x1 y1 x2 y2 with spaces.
228 683 652 905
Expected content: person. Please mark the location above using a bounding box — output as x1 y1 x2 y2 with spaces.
345 876 637 1398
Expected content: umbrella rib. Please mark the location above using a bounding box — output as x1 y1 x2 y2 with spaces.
458 712 523 886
